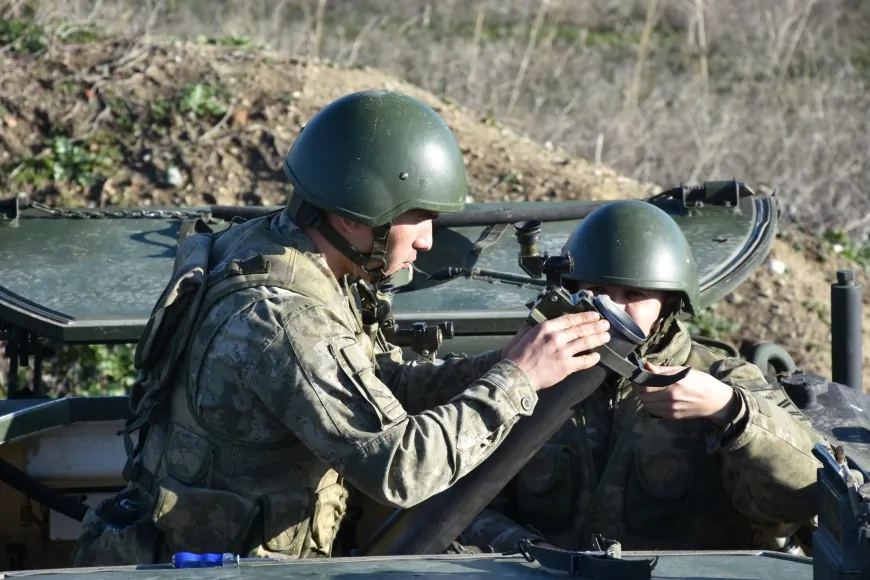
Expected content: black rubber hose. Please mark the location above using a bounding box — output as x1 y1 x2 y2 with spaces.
747 341 797 376
0 457 89 521
359 332 641 556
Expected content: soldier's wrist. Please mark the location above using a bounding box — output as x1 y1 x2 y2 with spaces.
707 386 740 427
708 389 748 442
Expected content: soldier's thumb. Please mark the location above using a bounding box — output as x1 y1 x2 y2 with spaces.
644 361 679 375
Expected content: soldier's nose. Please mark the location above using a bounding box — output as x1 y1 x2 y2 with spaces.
414 234 433 251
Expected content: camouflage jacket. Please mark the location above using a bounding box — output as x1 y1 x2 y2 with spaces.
461 321 828 553
72 210 536 566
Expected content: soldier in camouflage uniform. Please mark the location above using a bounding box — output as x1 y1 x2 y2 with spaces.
70 90 612 566
460 200 829 555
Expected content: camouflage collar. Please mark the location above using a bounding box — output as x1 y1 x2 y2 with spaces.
273 211 381 334
273 210 344 296
644 320 693 367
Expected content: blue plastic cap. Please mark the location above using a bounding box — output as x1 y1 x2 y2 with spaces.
173 552 224 568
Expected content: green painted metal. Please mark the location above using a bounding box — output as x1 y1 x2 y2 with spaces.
0 190 777 344
0 551 814 580
0 187 859 580
0 396 130 445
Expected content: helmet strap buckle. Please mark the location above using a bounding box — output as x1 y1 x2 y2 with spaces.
315 218 394 287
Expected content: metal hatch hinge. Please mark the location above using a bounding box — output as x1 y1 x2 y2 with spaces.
649 179 758 212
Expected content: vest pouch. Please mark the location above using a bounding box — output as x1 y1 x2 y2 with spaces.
151 474 261 555
513 444 578 533
624 447 695 538
257 488 315 557
163 423 215 485
130 225 214 416
309 480 349 556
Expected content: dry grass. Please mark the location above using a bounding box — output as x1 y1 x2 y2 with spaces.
5 0 870 238
1 0 870 396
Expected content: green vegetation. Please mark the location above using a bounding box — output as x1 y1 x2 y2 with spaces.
685 305 742 341
10 136 119 188
178 83 231 119
0 18 48 52
0 17 102 52
0 344 134 399
822 228 870 273
2 0 870 396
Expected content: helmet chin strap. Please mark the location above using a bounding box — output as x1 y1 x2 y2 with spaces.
286 196 396 287
316 219 395 288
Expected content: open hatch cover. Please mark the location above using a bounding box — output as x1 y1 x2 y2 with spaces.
0 182 778 344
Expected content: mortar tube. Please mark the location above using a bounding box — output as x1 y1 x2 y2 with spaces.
831 269 863 391
359 362 613 556
359 314 649 557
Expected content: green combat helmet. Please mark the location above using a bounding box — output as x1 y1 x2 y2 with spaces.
561 199 701 315
282 89 468 286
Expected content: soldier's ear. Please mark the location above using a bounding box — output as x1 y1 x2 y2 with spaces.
330 214 371 238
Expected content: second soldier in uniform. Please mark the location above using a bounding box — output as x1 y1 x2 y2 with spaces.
461 200 829 555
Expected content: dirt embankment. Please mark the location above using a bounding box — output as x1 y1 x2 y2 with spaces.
1 35 868 390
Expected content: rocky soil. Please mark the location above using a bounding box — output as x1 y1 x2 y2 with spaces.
1 34 868 391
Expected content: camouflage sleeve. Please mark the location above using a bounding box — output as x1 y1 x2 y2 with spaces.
460 508 545 553
704 358 829 525
245 297 539 509
374 340 505 414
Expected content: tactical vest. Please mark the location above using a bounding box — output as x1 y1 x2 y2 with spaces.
119 212 386 560
506 329 795 552
574 341 741 551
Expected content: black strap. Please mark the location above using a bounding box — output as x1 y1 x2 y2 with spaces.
470 223 508 255
118 407 160 492
315 220 394 286
516 539 657 579
597 347 690 387
177 217 214 242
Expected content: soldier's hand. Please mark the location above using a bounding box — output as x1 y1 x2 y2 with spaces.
503 311 611 391
498 322 534 360
633 362 739 425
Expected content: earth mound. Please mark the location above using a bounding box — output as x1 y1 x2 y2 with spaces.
1 34 868 390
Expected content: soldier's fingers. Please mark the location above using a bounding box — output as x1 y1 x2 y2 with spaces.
574 318 610 340
569 351 601 373
641 404 674 419
553 310 602 331
550 318 609 346
643 361 685 376
565 331 610 356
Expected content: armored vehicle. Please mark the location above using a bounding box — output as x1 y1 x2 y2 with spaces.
0 181 867 579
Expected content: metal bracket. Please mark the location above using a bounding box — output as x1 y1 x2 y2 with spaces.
391 321 455 362
0 195 21 227
0 321 53 399
650 180 757 212
811 442 870 576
